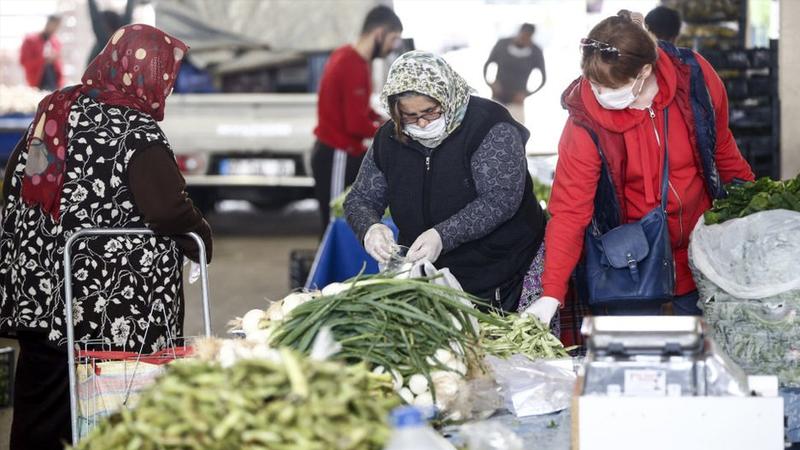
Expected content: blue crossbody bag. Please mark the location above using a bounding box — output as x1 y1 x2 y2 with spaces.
582 108 675 307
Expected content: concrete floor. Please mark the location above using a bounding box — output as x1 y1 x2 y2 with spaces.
183 201 321 335
0 201 322 449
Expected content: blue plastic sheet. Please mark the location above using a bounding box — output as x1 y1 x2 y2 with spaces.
0 114 32 163
305 218 398 290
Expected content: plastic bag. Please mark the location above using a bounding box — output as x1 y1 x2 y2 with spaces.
460 421 524 450
485 355 576 417
183 257 201 284
690 210 800 386
689 210 800 299
704 339 751 396
444 374 504 422
77 360 166 439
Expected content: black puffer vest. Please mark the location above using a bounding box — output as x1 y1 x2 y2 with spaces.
373 96 545 310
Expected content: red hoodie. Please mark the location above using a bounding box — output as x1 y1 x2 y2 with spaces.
543 48 754 303
20 32 64 89
314 45 382 156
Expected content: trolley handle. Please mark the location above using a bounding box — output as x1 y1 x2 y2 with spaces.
63 228 212 445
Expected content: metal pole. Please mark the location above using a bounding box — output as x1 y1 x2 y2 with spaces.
63 228 212 445
63 230 82 446
187 232 212 337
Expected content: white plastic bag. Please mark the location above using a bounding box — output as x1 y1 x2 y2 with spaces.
183 257 201 284
689 209 800 299
460 421 524 450
485 355 576 417
690 210 800 386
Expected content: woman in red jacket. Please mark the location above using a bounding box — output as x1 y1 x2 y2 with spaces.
522 11 753 323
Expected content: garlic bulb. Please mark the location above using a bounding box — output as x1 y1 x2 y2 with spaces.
280 292 314 315
413 391 433 407
398 387 415 404
321 282 347 296
408 374 429 395
241 309 266 336
390 369 404 391
430 370 461 410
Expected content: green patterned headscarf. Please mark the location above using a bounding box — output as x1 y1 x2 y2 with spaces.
381 51 474 148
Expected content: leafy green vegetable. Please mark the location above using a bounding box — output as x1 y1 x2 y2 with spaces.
532 177 552 210
705 175 800 225
271 276 503 401
480 312 575 360
330 187 390 220
75 351 399 450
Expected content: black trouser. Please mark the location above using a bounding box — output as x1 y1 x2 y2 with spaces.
310 140 364 233
10 332 71 450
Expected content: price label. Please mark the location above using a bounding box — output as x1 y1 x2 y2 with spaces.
623 369 667 397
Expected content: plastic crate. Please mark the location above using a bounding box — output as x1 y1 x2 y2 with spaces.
749 48 772 69
725 50 751 69
747 76 772 97
289 249 317 290
0 346 14 407
724 77 748 99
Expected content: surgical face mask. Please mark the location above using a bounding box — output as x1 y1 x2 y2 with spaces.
591 72 645 110
404 116 446 140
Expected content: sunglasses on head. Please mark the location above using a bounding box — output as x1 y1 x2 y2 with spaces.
579 38 621 61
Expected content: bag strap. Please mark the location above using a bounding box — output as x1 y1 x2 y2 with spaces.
660 108 670 210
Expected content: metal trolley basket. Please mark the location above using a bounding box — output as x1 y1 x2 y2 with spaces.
63 229 213 446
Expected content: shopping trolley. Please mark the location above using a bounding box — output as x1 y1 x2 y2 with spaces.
63 229 212 445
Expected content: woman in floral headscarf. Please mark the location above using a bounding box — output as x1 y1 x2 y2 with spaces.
0 24 212 449
345 51 547 314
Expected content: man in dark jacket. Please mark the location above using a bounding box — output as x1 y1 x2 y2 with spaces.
484 23 546 124
87 0 136 65
645 6 682 44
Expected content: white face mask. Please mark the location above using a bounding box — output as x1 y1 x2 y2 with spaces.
404 116 447 140
591 73 644 110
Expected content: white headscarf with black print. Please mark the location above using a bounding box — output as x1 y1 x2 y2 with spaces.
380 51 475 148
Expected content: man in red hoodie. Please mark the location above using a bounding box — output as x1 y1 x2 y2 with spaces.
20 15 64 91
312 5 403 231
522 11 753 324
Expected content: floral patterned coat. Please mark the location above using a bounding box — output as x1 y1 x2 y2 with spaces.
0 95 184 351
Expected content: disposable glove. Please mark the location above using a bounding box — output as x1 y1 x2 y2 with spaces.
364 223 395 264
520 296 560 325
407 228 443 263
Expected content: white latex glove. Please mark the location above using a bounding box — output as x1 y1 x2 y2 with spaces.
364 223 395 264
520 296 560 325
406 228 443 263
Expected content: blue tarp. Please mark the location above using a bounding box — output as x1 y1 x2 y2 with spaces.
305 218 398 290
0 114 32 163
444 409 570 449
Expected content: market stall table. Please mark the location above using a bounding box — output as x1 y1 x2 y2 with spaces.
444 409 571 449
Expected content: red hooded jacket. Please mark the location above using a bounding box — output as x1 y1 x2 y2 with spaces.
20 32 64 89
543 48 754 303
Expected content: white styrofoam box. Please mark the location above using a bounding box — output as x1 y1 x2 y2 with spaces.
578 396 784 450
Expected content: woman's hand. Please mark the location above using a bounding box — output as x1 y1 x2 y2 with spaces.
364 223 395 264
407 228 443 263
520 296 560 325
